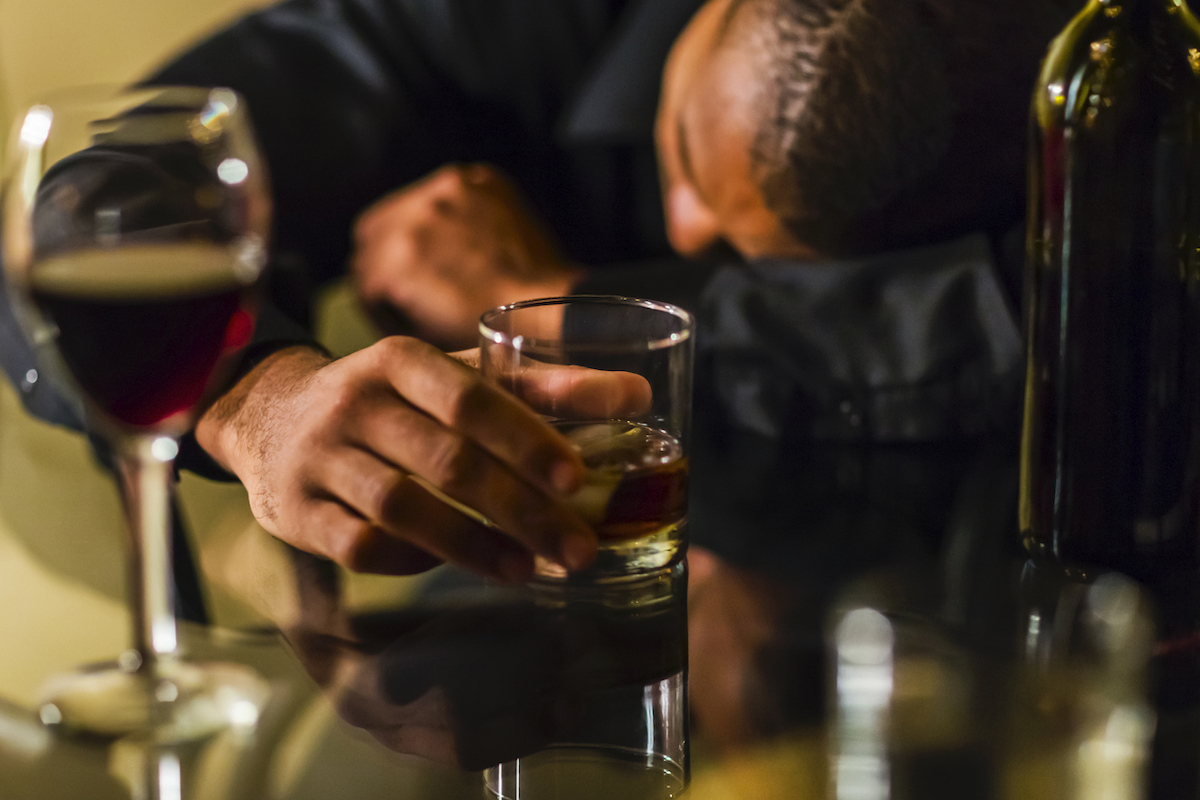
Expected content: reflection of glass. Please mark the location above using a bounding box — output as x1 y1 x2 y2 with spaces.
108 717 267 800
484 561 689 799
1 86 270 737
480 296 694 581
829 604 987 800
1008 562 1155 800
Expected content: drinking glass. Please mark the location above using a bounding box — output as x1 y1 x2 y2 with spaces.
479 296 694 581
1 85 270 738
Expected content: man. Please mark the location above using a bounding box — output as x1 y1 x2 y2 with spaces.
153 0 706 584
310 0 1076 589
351 0 1078 344
3 0 1074 583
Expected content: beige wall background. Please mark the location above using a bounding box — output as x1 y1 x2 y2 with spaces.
0 0 282 686
0 0 390 635
0 0 273 141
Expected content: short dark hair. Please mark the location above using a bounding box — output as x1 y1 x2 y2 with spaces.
725 0 1077 255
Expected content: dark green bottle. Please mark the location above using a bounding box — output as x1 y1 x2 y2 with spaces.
1021 2 1200 794
1022 0 1200 586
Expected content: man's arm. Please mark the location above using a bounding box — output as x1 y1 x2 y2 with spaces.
148 0 630 285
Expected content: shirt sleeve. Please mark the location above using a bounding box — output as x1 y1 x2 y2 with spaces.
146 0 630 284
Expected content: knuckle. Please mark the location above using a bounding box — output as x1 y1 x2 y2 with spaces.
321 377 363 419
465 162 496 182
380 334 430 365
381 227 421 261
430 164 469 195
428 435 485 492
333 522 381 574
365 471 408 523
445 375 492 428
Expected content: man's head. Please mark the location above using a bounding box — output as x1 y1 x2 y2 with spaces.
657 0 1073 260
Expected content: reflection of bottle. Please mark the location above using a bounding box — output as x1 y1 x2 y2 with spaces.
1021 0 1200 587
1012 564 1156 800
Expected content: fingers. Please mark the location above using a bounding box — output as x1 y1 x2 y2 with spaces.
469 344 654 419
229 338 603 581
354 163 503 242
285 499 445 577
377 338 587 498
325 381 594 572
509 362 653 419
304 458 537 582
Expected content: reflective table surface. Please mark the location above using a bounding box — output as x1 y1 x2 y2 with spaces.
0 367 1184 800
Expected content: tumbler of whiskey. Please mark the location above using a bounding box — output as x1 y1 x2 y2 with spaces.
480 296 694 581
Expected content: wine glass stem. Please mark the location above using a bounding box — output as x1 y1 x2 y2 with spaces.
117 435 180 671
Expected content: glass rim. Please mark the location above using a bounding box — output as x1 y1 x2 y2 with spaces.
478 294 694 353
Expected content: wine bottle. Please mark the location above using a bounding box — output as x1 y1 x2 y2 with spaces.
1022 0 1200 586
1021 3 1200 794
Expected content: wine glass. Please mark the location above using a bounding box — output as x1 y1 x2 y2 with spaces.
1 85 270 739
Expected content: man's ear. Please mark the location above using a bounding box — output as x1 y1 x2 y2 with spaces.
665 182 722 257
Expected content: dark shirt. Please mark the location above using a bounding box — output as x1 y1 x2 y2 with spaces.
688 234 1024 587
148 0 699 291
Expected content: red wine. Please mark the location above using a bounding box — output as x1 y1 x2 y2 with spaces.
29 243 258 430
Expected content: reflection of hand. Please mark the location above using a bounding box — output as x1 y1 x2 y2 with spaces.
194 339 604 580
688 548 805 752
352 163 583 350
280 557 684 770
275 554 572 769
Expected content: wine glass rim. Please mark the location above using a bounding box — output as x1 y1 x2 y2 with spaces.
478 294 694 353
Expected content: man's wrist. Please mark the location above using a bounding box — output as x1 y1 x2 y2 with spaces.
195 345 331 478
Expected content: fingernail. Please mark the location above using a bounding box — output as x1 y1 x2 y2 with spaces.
551 459 583 495
561 530 597 572
499 552 533 584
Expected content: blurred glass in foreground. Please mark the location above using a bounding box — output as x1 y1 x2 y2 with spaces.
829 564 1155 800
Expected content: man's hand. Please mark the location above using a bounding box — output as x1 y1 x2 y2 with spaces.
352 163 582 350
194 338 602 581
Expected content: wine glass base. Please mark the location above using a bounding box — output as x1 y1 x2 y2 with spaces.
39 657 269 742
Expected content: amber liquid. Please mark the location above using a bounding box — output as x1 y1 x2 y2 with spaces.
557 421 688 542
